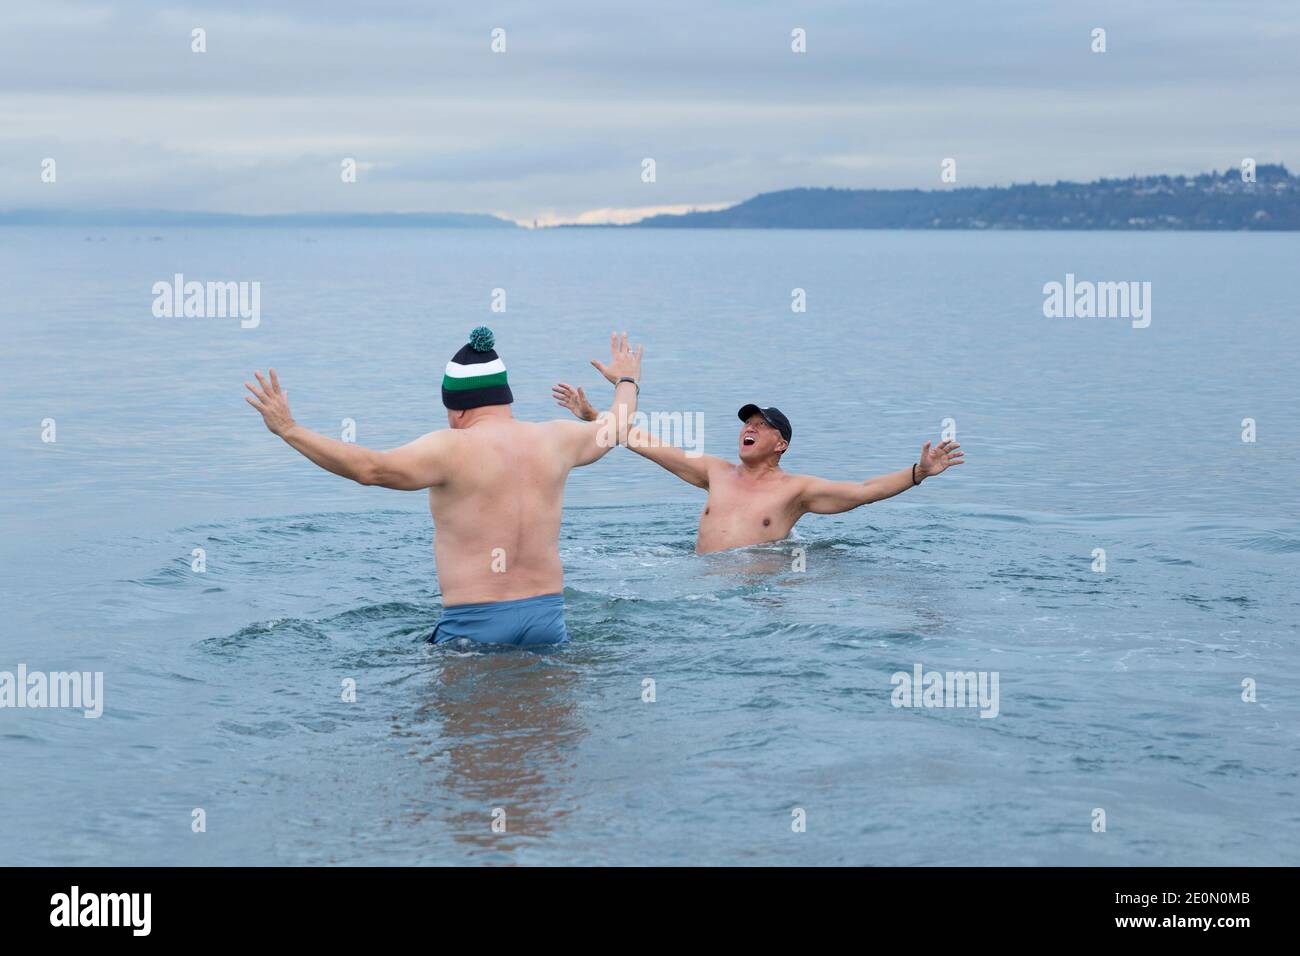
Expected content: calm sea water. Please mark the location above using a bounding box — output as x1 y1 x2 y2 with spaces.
1 226 1297 865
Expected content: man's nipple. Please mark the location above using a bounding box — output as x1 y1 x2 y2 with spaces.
763 517 771 527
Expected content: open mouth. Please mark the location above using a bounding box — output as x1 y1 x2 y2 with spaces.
742 435 756 446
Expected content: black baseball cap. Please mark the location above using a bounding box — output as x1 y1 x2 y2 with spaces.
737 404 792 443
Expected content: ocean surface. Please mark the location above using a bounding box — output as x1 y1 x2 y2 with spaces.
1 226 1297 866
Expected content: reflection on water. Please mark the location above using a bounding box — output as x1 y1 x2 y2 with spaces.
414 650 586 851
701 541 802 581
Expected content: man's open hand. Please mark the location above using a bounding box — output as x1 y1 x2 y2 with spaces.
244 368 297 437
918 439 964 478
552 382 599 421
590 331 643 385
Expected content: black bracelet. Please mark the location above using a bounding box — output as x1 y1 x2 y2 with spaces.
912 462 920 486
616 376 640 395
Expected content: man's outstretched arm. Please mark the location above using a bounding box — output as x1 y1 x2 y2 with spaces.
550 332 643 468
799 439 965 514
552 374 719 489
244 369 449 490
624 426 721 489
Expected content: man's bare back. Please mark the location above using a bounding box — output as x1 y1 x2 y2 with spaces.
426 417 584 605
245 330 644 643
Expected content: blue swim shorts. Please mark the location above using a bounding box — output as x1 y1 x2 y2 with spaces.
428 592 569 647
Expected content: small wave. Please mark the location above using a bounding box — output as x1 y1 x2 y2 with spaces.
326 600 435 626
1236 530 1300 554
204 617 333 653
963 511 1034 525
129 562 193 588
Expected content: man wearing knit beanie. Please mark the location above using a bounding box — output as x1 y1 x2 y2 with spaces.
441 325 514 411
244 327 644 647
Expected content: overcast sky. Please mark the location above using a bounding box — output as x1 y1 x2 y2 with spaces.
2 0 1297 223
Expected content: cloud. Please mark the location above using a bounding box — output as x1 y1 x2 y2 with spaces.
1 1 1296 218
528 202 737 227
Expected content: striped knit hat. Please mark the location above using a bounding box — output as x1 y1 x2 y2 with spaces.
442 326 513 410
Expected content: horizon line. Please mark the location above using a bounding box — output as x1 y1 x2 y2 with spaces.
3 163 1292 229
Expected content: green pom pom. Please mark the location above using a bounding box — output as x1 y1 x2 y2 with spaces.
468 326 495 352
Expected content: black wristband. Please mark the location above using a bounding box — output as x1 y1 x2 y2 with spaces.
616 376 639 394
912 462 920 486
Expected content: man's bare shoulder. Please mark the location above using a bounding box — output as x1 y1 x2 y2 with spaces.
531 417 595 444
386 427 462 466
405 427 461 450
781 470 823 497
536 417 589 433
520 417 597 447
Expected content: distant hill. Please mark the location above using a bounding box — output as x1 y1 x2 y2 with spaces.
0 209 516 228
632 165 1300 230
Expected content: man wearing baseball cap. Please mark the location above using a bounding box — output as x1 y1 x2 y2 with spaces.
553 388 963 554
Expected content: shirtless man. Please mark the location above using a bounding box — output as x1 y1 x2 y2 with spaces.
245 327 643 646
553 385 963 554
